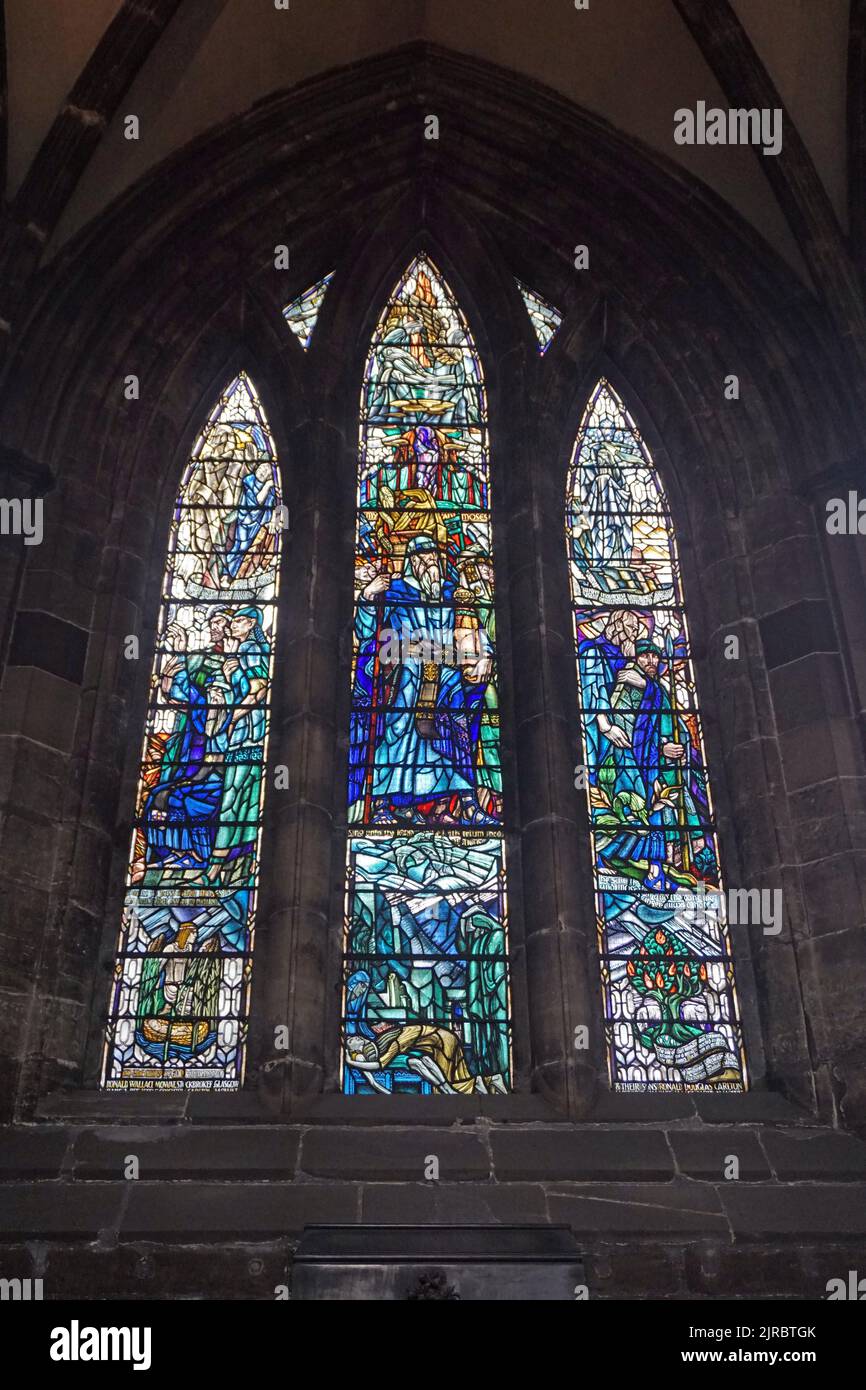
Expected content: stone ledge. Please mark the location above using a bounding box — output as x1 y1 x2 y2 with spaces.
547 1182 729 1235
1 1177 865 1249
73 1126 301 1180
31 1088 817 1129
36 1092 190 1122
669 1130 771 1180
0 1182 125 1238
586 1093 695 1122
0 1127 71 1177
760 1128 866 1180
288 1093 566 1125
121 1183 360 1240
490 1128 673 1181
299 1127 489 1181
692 1092 817 1125
361 1181 549 1225
8 611 89 684
5 1115 864 1185
586 1091 817 1126
720 1183 866 1238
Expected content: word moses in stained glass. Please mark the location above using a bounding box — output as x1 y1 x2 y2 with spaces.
342 255 513 1095
102 373 282 1091
567 379 746 1092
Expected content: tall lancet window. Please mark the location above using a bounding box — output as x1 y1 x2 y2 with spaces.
567 380 746 1091
103 373 282 1091
342 255 512 1096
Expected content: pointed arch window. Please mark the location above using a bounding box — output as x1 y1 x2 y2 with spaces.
102 373 282 1090
567 379 746 1091
341 255 512 1095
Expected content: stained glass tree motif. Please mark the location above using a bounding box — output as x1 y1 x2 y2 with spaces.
282 272 334 350
102 373 282 1091
567 379 746 1091
342 255 513 1095
516 278 562 354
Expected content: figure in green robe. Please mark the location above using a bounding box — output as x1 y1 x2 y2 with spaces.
462 908 509 1083
208 606 270 886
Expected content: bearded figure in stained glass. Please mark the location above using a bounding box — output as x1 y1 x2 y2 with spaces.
351 535 496 826
575 609 638 762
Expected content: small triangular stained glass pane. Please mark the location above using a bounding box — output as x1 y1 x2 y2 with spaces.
516 278 562 354
282 271 334 349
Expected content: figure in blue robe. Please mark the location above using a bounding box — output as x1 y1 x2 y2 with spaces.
142 641 227 872
221 465 275 582
597 638 707 890
349 536 493 825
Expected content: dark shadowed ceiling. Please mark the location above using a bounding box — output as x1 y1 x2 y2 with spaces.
0 0 855 281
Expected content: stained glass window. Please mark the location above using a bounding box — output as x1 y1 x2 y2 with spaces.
516 278 562 354
282 272 334 350
102 373 282 1091
342 255 512 1095
567 379 746 1091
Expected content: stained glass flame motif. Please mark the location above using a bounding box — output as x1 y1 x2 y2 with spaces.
567 379 746 1091
342 255 512 1095
516 278 562 354
282 272 334 350
103 373 281 1091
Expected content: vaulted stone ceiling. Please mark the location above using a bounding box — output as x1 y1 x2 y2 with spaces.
0 0 857 283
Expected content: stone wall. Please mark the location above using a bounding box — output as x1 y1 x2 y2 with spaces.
2 1092 866 1299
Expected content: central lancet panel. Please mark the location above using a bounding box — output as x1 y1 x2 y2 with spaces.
341 255 512 1096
